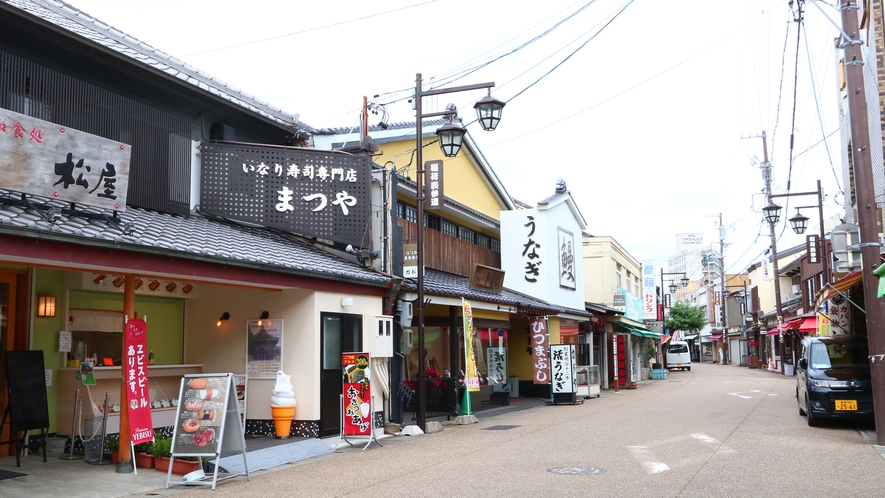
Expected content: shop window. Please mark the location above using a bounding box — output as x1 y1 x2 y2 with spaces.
441 220 458 238
458 227 475 244
404 204 417 224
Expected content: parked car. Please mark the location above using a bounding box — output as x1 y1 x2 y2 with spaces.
665 341 691 371
796 334 873 426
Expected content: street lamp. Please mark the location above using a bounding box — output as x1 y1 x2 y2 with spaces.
767 179 829 288
763 178 828 375
413 73 505 432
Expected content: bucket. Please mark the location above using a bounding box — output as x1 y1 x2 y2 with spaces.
83 437 110 463
270 405 295 438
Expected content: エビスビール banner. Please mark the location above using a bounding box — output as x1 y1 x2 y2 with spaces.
342 353 372 436
124 318 154 444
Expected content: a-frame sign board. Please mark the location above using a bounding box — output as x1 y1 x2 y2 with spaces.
166 373 250 490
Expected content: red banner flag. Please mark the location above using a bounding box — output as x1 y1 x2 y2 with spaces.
125 318 154 444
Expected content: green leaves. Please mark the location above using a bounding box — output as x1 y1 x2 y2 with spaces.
664 301 707 334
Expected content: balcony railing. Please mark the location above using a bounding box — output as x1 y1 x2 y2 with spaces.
398 219 500 277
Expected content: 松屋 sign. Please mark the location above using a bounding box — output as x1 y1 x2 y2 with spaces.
0 107 131 211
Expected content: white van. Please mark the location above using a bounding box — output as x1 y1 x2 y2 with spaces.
665 341 691 371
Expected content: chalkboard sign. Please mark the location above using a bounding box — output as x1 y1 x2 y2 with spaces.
4 351 50 431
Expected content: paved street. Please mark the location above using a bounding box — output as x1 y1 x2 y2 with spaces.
175 362 885 498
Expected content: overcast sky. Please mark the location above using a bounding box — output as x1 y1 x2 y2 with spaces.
65 0 847 280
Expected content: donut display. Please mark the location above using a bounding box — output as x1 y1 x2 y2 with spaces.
199 388 218 400
184 398 203 412
182 418 200 433
188 378 207 389
197 409 215 421
192 428 214 447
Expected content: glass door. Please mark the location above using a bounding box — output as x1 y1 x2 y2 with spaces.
319 313 361 437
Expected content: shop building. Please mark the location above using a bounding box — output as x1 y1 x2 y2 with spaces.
0 0 396 459
581 235 657 389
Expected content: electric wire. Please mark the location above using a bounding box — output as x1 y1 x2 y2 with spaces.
785 4 803 193
181 0 440 58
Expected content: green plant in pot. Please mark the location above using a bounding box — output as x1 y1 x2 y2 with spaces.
148 437 171 459
105 434 120 464
132 441 155 469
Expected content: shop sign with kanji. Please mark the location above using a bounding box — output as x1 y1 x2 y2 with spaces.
199 142 371 246
0 107 131 211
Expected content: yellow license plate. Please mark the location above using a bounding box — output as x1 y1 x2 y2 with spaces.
835 400 857 411
676 363 682 367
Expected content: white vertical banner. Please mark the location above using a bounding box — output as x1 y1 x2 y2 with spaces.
550 344 576 394
642 261 657 320
761 258 772 281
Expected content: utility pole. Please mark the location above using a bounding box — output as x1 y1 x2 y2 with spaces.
761 131 786 373
718 213 728 364
838 0 885 445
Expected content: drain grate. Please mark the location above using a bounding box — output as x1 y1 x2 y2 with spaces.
547 466 606 475
481 425 520 431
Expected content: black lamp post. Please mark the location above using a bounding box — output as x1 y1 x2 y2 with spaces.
769 180 829 289
413 73 505 432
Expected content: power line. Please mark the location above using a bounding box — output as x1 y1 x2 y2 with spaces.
181 0 440 58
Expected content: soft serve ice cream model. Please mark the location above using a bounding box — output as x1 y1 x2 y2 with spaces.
270 370 296 438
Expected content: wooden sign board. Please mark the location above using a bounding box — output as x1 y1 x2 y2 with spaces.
167 373 249 490
0 107 131 211
469 264 505 293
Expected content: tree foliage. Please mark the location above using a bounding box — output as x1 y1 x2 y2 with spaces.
664 301 707 334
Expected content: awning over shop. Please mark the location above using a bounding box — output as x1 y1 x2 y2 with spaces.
661 335 671 345
683 334 698 342
766 328 780 336
815 271 862 308
560 326 580 336
708 334 723 341
615 323 660 339
791 317 817 333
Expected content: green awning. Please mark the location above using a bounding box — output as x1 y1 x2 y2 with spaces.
616 324 659 339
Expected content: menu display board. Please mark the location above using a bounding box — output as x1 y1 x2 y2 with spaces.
168 373 249 490
171 375 229 455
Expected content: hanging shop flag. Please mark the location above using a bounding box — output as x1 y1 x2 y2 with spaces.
530 316 550 384
125 317 154 444
462 298 480 392
342 352 372 436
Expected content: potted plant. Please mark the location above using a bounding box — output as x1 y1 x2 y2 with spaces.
104 434 120 464
149 437 172 473
133 441 155 469
150 437 201 475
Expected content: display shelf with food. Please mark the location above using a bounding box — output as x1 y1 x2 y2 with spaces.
56 364 204 436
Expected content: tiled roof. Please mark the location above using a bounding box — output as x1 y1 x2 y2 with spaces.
0 189 390 287
3 0 313 132
315 119 447 136
402 269 592 318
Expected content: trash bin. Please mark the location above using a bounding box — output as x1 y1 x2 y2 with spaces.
783 362 794 376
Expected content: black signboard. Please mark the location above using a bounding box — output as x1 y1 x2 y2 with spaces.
4 350 49 431
200 142 371 246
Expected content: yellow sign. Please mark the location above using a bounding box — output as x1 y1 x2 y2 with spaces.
462 298 480 392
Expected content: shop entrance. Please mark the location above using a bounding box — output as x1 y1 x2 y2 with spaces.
0 271 23 457
319 313 362 437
